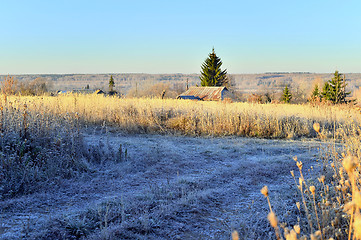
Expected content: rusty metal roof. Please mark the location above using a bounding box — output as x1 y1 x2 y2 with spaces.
178 87 228 101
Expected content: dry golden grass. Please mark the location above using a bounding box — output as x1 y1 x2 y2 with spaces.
3 93 361 139
262 123 361 240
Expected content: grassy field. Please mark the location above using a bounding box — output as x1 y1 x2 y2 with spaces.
1 94 361 239
3 94 361 138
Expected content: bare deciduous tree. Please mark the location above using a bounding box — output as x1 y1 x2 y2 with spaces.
1 75 18 95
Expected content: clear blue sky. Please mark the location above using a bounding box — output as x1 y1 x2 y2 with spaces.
1 0 360 74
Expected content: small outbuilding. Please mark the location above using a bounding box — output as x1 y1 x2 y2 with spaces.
177 87 229 101
94 89 105 95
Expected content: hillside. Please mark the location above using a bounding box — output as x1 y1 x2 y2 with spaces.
2 72 361 98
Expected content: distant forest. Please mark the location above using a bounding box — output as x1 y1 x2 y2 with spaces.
2 72 361 102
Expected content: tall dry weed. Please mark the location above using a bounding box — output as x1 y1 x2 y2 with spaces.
0 94 89 198
261 122 361 240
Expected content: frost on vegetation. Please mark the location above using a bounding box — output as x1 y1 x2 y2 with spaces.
2 95 361 239
261 131 361 240
0 97 91 198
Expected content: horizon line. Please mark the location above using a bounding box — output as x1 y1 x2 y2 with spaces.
1 71 359 76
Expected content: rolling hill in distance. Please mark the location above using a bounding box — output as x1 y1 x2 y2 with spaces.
2 72 361 97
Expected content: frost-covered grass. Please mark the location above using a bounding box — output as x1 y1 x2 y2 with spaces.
0 131 322 239
0 95 90 198
1 94 361 239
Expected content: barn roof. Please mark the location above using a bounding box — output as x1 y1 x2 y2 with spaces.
178 87 228 101
177 95 202 100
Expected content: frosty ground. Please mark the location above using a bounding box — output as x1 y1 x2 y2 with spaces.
0 128 323 239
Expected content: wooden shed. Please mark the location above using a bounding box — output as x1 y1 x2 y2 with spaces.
177 87 229 101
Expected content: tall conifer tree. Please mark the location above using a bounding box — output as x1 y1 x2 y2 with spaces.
321 82 331 101
200 48 228 87
281 85 292 103
327 71 350 104
109 75 115 92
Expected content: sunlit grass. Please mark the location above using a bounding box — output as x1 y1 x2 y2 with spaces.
4 94 361 139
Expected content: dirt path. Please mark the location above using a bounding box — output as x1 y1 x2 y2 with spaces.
0 130 323 239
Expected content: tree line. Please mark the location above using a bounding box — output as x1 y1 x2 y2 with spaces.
199 48 352 104
281 71 352 104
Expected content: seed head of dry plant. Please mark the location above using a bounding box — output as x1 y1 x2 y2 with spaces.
313 122 321 133
309 186 316 195
342 155 358 174
261 185 269 197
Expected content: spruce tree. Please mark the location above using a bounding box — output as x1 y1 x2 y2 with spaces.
311 84 320 98
321 82 331 101
109 75 115 92
281 85 292 103
327 70 350 104
309 84 320 101
200 48 228 87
